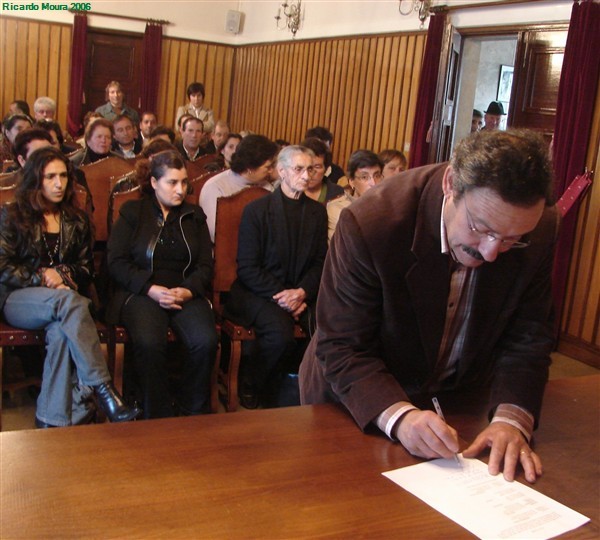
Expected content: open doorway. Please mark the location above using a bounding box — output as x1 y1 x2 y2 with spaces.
452 35 518 149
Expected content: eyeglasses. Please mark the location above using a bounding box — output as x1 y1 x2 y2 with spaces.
463 197 530 249
354 172 383 183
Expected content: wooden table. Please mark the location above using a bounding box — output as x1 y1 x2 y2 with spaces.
1 375 598 539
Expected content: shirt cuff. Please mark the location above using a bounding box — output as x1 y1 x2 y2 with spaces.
490 403 534 442
375 401 418 441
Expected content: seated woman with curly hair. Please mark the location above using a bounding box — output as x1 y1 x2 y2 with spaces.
0 147 141 427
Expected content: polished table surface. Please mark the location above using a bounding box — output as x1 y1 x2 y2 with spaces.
1 375 598 539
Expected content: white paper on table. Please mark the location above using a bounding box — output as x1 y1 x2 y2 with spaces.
383 455 590 540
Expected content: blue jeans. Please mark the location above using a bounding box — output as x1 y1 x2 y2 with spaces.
3 287 111 426
121 295 218 418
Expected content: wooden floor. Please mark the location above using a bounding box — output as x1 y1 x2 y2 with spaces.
1 351 597 432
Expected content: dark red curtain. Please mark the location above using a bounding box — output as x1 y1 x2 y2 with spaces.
140 22 163 114
551 0 600 329
409 12 447 169
66 13 87 137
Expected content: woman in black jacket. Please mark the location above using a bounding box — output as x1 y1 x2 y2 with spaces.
0 147 140 427
107 150 217 418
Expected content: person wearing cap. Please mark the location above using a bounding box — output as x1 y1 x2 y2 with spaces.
482 101 505 131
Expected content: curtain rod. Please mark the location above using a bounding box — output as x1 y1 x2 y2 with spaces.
68 9 170 25
432 0 548 14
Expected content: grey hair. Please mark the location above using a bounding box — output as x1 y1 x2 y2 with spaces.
33 96 56 112
277 145 315 169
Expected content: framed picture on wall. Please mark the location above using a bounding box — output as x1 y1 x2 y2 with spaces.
497 65 514 103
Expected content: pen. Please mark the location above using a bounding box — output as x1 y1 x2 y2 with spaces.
432 397 462 467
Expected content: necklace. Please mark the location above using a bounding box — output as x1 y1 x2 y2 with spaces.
41 231 60 267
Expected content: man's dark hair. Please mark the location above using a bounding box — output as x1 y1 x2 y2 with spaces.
149 125 176 143
11 100 30 116
301 137 332 169
33 119 65 145
230 134 278 174
186 82 205 99
305 126 333 145
113 114 135 127
3 113 32 132
181 117 204 132
451 129 554 206
13 128 53 163
347 149 383 178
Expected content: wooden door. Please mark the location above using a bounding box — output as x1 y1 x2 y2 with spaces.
84 29 143 116
509 26 568 136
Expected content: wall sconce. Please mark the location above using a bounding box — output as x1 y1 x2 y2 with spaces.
399 0 433 28
275 0 303 38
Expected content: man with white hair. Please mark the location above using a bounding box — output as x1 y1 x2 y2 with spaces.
33 96 57 121
225 145 328 409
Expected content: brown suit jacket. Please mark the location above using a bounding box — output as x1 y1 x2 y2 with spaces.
299 163 560 431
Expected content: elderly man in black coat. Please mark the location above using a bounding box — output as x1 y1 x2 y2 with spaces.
226 145 328 408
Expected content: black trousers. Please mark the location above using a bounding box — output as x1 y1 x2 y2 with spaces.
247 301 312 405
121 295 218 418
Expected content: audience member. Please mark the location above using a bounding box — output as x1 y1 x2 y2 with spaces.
95 81 139 124
107 150 217 419
149 126 176 144
34 119 79 154
8 100 30 117
0 146 141 427
300 130 558 484
327 150 383 242
301 137 344 204
175 82 215 135
76 111 103 147
471 109 484 133
33 97 56 121
112 114 142 158
139 112 158 144
204 119 229 154
219 133 242 169
1 114 33 162
70 118 120 166
225 145 328 409
482 101 505 131
305 126 345 184
379 149 407 179
175 117 208 162
200 134 278 242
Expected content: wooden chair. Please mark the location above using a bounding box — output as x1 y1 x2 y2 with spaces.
185 155 224 181
0 170 19 186
106 186 220 413
212 187 307 411
2 160 16 173
185 168 223 205
80 156 135 243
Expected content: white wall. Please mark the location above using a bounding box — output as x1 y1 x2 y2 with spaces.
1 0 572 44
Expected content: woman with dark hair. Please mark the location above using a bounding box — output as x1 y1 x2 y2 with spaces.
327 149 383 242
174 82 215 135
1 113 33 162
199 134 278 242
70 118 121 166
219 133 242 169
107 150 217 419
0 147 140 427
301 137 344 204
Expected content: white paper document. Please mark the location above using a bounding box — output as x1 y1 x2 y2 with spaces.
383 456 590 539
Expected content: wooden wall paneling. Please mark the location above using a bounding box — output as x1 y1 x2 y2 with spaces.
164 40 181 126
58 26 72 123
25 23 39 106
359 38 376 152
211 46 225 121
332 41 350 159
1 19 19 113
260 45 274 137
346 38 366 164
371 37 388 153
300 41 316 137
329 40 343 152
374 36 392 152
312 41 327 135
269 45 284 138
294 40 311 143
385 36 403 152
405 34 426 159
37 24 50 100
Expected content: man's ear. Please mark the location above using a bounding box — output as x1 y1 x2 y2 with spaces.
17 155 26 168
442 166 454 197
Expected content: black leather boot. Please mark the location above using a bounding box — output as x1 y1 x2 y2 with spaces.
94 382 141 422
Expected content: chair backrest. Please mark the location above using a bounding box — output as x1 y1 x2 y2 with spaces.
2 160 16 173
108 185 142 236
0 170 19 187
185 168 224 205
0 184 16 206
186 155 225 181
212 186 270 312
80 157 135 242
